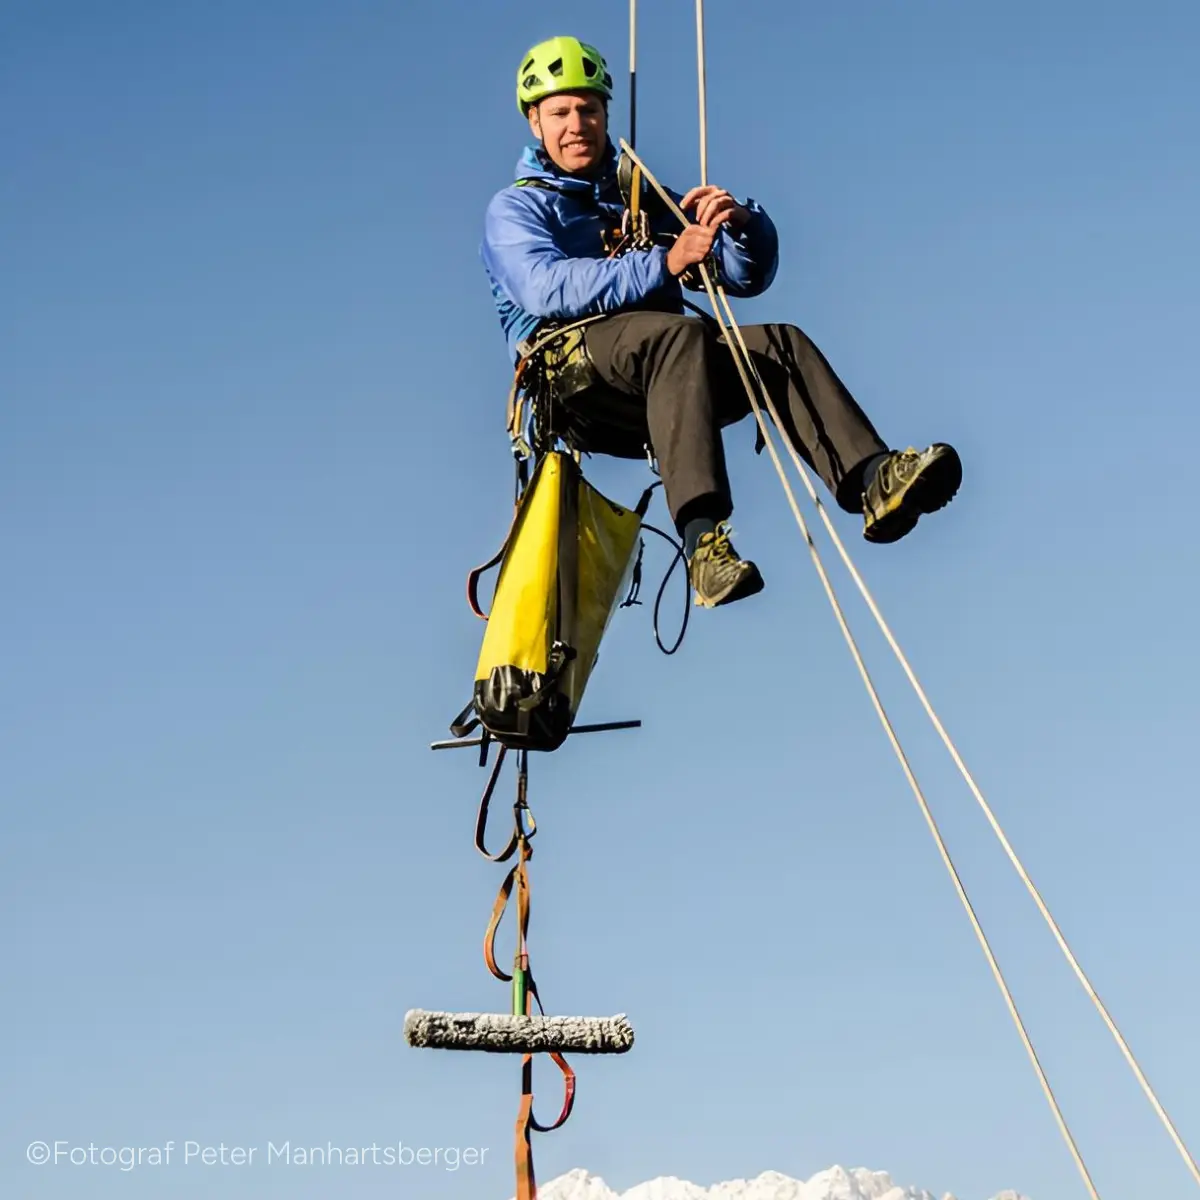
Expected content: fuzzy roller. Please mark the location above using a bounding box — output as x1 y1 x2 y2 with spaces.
403 1009 634 1054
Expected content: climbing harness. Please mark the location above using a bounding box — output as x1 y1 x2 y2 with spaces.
408 4 1200 1198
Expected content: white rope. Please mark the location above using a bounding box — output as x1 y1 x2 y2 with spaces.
680 10 1197 1179
628 0 637 149
738 320 1200 1191
620 134 1102 1199
673 8 1200 1186
695 0 708 187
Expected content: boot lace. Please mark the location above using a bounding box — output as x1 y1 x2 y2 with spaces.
705 521 737 562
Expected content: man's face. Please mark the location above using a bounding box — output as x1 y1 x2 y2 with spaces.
528 90 607 174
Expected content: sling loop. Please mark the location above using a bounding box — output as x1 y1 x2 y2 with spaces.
469 748 577 1200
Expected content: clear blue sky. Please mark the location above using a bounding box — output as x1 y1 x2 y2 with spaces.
3 2 1199 1198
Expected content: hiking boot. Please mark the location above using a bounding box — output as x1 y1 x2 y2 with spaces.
862 444 963 544
688 522 764 607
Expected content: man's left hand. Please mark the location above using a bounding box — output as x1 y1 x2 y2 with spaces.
679 185 750 231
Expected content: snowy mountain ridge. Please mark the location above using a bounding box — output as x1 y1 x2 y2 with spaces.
516 1166 1030 1200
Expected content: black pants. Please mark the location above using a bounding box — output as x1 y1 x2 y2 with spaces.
561 311 888 526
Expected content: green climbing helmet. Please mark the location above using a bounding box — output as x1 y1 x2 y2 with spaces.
516 36 613 115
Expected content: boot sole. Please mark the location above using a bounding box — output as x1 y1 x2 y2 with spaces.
693 562 765 608
864 445 962 544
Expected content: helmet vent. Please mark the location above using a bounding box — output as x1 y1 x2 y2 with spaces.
515 37 613 114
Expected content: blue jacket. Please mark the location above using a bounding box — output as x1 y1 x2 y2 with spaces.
480 140 779 361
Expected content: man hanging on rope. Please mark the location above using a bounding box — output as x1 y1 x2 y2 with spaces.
481 36 963 609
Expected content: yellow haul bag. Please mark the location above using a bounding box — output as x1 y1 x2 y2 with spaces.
462 452 642 752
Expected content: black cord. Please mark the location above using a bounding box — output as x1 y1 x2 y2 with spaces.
622 522 690 655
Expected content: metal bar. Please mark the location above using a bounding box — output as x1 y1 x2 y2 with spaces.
569 720 642 733
429 720 641 751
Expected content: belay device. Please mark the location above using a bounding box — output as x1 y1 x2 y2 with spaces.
449 449 645 752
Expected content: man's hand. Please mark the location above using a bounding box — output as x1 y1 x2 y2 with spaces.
679 185 750 231
666 223 718 277
665 186 750 277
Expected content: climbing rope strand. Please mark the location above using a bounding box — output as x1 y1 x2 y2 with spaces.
704 276 1200 1188
686 34 1198 1175
705 289 1103 1200
704 283 1104 1200
628 0 637 150
616 136 1103 1200
728 410 1200 1189
695 0 708 188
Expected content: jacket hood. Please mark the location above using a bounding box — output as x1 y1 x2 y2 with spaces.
513 138 619 190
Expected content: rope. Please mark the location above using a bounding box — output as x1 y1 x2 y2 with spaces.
628 0 637 150
694 0 708 187
675 13 1200 1185
617 135 1103 1200
748 422 1200 1188
694 32 1199 1175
